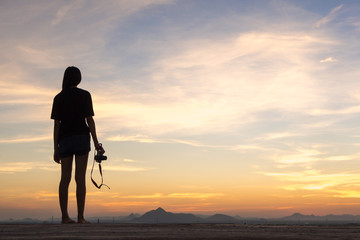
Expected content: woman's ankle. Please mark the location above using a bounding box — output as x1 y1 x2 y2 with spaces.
61 217 75 224
77 218 90 224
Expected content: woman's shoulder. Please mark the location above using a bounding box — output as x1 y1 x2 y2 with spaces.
54 88 91 100
53 91 63 100
74 87 91 95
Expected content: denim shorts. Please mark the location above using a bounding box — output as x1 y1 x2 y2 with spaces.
58 134 91 158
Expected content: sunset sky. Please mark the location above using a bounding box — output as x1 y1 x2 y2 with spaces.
1 0 360 220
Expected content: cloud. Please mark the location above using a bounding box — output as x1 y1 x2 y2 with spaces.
104 165 152 172
273 148 324 165
0 135 51 143
112 192 223 200
107 134 162 144
320 57 338 63
333 191 360 198
16 45 68 70
0 64 56 104
167 192 223 199
269 145 360 171
123 158 138 163
0 63 57 126
255 132 302 141
314 4 344 28
96 158 154 172
108 134 210 146
51 1 79 25
0 0 175 80
262 169 357 191
309 105 360 116
259 142 360 194
34 191 58 200
94 32 333 139
107 133 272 154
33 191 104 200
0 162 57 174
100 201 160 207
0 1 350 142
328 202 360 206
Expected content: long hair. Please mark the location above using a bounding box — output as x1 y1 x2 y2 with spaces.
62 66 82 89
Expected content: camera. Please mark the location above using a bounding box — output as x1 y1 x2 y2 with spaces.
95 149 107 163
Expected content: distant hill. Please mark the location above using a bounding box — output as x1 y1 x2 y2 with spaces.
279 213 360 224
282 213 318 221
0 217 44 224
204 214 239 223
123 213 140 221
132 208 360 224
132 207 243 224
133 207 202 223
3 208 360 225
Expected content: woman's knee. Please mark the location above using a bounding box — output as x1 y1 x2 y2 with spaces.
75 155 88 185
60 156 73 185
75 173 86 185
60 175 72 186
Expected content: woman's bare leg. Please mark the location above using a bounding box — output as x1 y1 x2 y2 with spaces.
59 156 75 224
75 153 90 223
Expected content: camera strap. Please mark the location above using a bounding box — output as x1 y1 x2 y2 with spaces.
91 150 110 189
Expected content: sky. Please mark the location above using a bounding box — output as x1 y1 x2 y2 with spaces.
1 0 360 219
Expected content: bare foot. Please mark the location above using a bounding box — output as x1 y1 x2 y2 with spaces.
77 219 91 224
61 218 76 224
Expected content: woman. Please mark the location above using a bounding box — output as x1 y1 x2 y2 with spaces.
51 66 104 224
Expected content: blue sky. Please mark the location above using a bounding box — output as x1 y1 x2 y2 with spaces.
1 0 360 219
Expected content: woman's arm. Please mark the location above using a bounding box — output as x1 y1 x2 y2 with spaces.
53 120 61 163
86 116 105 153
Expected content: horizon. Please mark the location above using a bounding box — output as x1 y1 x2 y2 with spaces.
2 205 360 222
4 206 360 222
2 0 360 220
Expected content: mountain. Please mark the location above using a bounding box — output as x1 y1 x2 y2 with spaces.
133 208 360 224
133 207 202 223
123 213 140 221
133 208 242 224
282 213 318 221
4 209 360 225
278 213 360 224
204 214 239 223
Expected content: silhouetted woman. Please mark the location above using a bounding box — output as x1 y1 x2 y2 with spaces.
51 66 104 224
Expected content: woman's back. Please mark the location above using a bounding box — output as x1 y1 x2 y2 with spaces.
51 87 94 139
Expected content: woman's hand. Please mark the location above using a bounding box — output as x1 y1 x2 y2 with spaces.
54 150 61 164
95 142 105 155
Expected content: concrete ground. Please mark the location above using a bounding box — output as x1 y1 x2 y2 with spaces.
1 223 360 240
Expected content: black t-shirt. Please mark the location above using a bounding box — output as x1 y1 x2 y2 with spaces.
51 87 94 140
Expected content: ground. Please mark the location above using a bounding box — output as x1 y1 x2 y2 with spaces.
1 224 360 239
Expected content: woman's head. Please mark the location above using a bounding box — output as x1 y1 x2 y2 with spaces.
62 66 82 89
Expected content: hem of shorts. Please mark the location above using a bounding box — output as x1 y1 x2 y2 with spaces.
59 149 90 158
75 149 91 157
